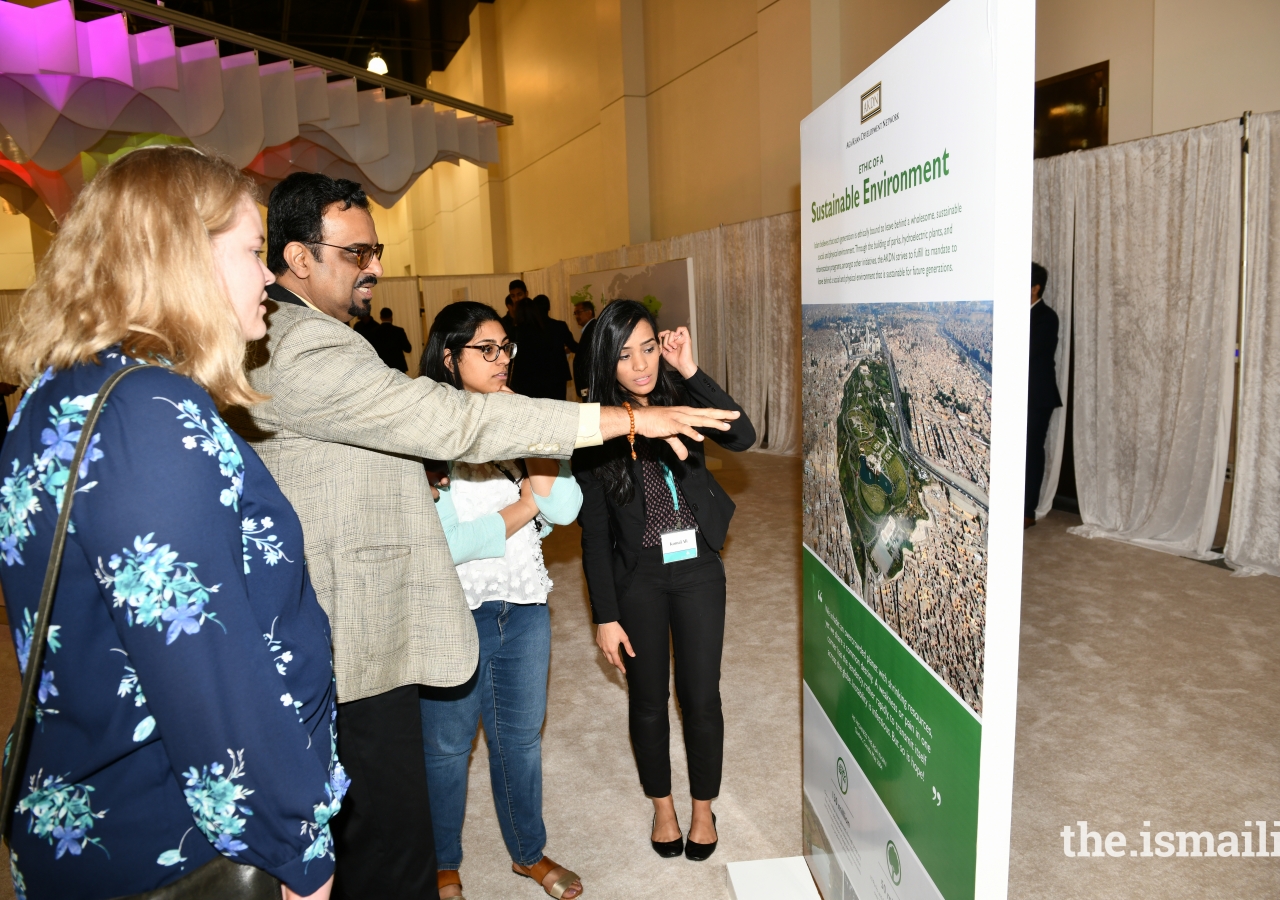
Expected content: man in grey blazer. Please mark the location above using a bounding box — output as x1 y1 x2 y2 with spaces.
240 173 735 900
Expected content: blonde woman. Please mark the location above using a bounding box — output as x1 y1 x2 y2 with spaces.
0 148 342 900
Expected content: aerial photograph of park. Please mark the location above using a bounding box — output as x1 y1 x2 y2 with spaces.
802 301 993 714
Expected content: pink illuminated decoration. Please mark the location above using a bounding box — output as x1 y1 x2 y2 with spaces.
0 0 500 225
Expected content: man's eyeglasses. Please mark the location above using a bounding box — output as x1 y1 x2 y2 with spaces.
310 241 385 269
463 341 518 362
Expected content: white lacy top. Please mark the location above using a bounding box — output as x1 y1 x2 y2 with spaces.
445 460 572 610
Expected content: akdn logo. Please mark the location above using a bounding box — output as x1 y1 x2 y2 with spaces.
886 840 903 886
836 757 848 795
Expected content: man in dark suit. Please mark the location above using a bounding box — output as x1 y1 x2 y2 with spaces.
537 294 576 394
352 308 380 348
502 279 527 334
376 307 412 373
572 300 597 399
1026 262 1063 527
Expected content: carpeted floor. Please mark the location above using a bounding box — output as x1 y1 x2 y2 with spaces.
1010 510 1280 900
0 452 1276 899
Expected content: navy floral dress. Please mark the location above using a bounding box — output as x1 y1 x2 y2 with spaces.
0 353 346 899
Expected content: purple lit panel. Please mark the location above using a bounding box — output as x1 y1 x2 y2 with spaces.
128 26 178 92
77 15 132 85
34 0 78 75
0 4 40 74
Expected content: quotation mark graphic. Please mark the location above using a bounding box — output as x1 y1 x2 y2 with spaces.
931 786 942 806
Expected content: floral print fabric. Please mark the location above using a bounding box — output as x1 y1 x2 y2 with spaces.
0 355 344 899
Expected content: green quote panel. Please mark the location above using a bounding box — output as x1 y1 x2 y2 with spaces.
803 546 981 900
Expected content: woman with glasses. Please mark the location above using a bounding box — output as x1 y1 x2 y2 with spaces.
574 300 754 862
417 302 584 900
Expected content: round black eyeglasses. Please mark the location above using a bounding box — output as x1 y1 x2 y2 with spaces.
463 341 518 362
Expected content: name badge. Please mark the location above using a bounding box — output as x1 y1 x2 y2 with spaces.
661 528 698 564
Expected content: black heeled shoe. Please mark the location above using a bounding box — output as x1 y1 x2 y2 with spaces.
651 813 685 858
684 813 717 861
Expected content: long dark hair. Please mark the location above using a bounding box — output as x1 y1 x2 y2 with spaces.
583 299 691 506
420 301 503 387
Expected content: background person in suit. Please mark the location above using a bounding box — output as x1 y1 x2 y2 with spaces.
575 301 755 865
510 297 570 400
537 294 577 355
376 306 412 372
537 294 575 394
242 172 741 900
572 300 597 399
1027 261 1063 527
502 279 527 334
352 306 380 349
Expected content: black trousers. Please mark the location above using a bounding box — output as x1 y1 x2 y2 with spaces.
616 537 726 801
332 684 438 900
1025 405 1055 518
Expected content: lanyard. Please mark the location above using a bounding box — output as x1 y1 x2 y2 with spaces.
660 462 681 511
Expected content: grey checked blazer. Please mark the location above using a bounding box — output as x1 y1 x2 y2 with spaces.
235 288 580 702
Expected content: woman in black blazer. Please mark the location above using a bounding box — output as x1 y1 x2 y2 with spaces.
574 300 755 863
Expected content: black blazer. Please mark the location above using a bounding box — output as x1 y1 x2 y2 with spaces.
574 369 756 623
547 318 575 382
376 322 412 373
572 318 596 394
1029 301 1063 410
353 316 380 347
509 321 570 399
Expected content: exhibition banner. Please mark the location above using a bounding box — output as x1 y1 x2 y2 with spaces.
799 0 1033 898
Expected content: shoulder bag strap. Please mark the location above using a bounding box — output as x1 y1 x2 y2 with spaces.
0 363 147 845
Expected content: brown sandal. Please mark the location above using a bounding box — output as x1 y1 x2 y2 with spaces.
512 855 583 899
438 869 466 900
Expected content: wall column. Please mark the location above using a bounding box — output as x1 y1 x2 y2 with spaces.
759 0 812 217
597 0 651 247
471 1 508 273
811 0 842 109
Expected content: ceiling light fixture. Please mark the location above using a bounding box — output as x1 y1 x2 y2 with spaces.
366 50 388 76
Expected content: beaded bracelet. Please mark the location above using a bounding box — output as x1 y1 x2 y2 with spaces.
622 401 637 459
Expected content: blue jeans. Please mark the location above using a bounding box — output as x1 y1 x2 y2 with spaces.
420 600 551 870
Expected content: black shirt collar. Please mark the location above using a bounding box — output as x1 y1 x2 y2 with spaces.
266 283 307 308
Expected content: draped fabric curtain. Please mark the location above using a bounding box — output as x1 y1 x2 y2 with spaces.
1068 120 1241 559
522 211 801 454
419 274 520 336
1225 111 1280 576
1030 153 1077 518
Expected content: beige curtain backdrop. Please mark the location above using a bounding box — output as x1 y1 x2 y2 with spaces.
1225 111 1280 576
523 211 801 455
419 274 521 334
1031 154 1078 519
1068 119 1241 559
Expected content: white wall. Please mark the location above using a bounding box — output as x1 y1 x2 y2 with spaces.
1037 0 1280 142
1035 0 1154 143
1152 0 1280 135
